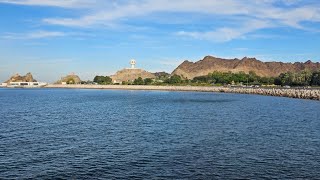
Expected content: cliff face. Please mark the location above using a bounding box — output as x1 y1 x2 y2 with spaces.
111 68 156 83
55 74 81 84
5 72 36 83
172 56 320 79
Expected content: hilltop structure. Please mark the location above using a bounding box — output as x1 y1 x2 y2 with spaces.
55 73 81 84
111 59 156 84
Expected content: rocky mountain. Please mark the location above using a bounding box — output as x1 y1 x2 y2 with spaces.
111 68 156 84
5 72 36 83
172 56 320 79
55 74 81 84
153 72 170 78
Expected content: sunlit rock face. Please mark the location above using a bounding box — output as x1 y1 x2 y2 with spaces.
172 56 320 79
111 68 156 84
5 72 36 83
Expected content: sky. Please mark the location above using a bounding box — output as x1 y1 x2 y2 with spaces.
0 0 320 83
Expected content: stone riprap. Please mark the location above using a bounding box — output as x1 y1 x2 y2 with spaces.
45 84 320 101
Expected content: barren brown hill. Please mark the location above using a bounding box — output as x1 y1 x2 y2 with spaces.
55 74 81 84
172 56 320 79
111 68 156 84
5 72 36 83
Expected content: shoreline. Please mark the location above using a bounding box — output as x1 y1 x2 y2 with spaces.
44 84 320 101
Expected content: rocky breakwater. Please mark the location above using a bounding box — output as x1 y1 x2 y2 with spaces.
45 84 320 101
224 87 320 101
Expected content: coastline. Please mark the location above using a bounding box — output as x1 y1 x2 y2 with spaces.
45 84 320 101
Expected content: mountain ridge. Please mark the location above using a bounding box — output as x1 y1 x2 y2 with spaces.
172 56 320 79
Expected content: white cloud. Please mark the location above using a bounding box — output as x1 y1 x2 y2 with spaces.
0 0 96 8
2 0 320 27
38 1 320 27
177 20 272 42
2 30 66 39
1 0 320 42
41 0 253 27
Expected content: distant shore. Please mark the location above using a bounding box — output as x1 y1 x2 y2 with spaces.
45 84 320 101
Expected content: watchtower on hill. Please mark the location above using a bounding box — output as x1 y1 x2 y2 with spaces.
110 59 155 84
130 59 136 69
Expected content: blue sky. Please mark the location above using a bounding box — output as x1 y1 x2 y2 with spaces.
0 0 320 82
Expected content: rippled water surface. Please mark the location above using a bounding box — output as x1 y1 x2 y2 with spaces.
0 88 320 179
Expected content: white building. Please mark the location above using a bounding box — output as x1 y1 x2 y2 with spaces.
7 82 47 88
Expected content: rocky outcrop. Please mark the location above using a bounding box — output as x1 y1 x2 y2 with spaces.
111 68 156 83
172 56 320 79
55 74 81 84
5 72 36 83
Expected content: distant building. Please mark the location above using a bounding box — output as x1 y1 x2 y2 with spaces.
6 82 47 88
1 83 7 87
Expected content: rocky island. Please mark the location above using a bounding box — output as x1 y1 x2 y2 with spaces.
5 72 37 83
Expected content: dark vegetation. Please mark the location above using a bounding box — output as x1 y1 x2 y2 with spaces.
93 76 112 85
93 70 320 87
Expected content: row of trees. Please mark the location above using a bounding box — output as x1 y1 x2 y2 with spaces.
131 77 153 85
275 71 320 86
192 70 320 86
93 70 320 86
192 71 264 85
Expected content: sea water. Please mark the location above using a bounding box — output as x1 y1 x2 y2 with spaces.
0 88 319 179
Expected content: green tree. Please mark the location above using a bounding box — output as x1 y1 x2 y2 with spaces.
311 71 320 86
167 75 182 84
248 71 258 83
260 77 272 85
278 72 293 86
93 76 113 85
93 76 105 84
234 71 247 83
274 77 282 85
134 77 144 85
192 76 209 83
144 78 153 85
104 76 112 84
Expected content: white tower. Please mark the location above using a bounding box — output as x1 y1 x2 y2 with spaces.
130 59 136 69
